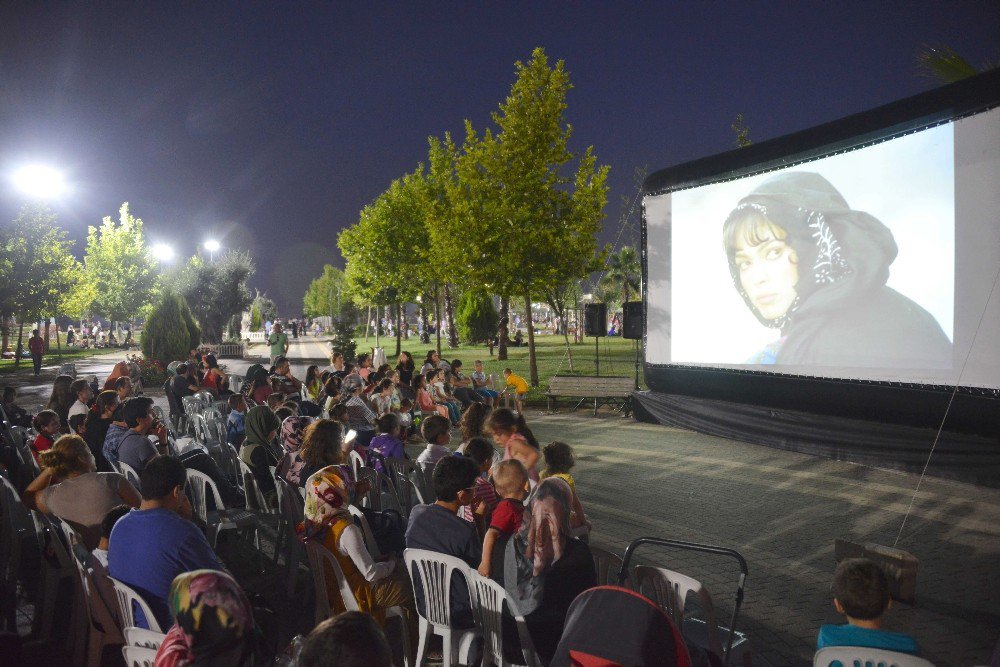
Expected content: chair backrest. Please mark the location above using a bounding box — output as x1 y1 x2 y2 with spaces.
150 405 166 423
276 475 305 523
590 545 624 587
237 458 272 513
185 468 229 521
189 413 211 444
121 644 158 667
305 541 360 625
633 565 721 657
403 548 472 629
813 646 935 667
354 466 380 510
347 504 381 559
194 390 215 406
118 461 141 489
385 457 428 507
467 569 543 667
124 626 167 649
348 449 365 479
182 395 203 416
109 576 163 633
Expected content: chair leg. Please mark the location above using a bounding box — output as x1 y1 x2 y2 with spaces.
273 518 286 565
415 619 431 667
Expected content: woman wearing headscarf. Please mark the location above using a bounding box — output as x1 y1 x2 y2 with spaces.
723 172 952 367
154 569 263 666
239 406 281 508
297 467 417 647
504 477 596 665
275 415 314 486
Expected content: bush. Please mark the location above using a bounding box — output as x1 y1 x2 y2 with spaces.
141 291 200 366
137 358 168 387
457 290 499 345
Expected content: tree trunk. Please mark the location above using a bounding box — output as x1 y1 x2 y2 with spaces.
365 305 371 342
419 298 430 344
444 282 458 349
498 296 509 361
394 303 402 357
43 319 50 352
54 317 62 360
434 284 442 356
401 303 409 340
14 321 24 367
1 314 9 353
524 292 538 386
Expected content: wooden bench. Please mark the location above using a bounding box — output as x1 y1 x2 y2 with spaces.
545 375 634 416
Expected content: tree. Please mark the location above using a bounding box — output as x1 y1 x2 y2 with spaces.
1 205 82 363
329 317 357 363
83 202 158 325
456 290 499 347
141 290 200 366
253 293 277 324
303 264 350 320
175 250 255 343
441 48 610 385
731 113 752 148
249 301 262 332
916 45 993 83
600 246 642 308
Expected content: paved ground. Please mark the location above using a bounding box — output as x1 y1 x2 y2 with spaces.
10 340 999 665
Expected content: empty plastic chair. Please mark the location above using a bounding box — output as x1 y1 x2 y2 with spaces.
185 468 261 557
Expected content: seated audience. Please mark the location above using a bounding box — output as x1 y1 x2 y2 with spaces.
1 386 32 428
270 356 303 398
46 374 75 431
298 611 393 667
84 390 118 472
108 456 225 630
69 413 88 437
67 378 93 421
276 414 313 486
395 351 415 387
116 396 169 475
541 441 591 530
371 379 395 416
89 504 130 568
200 353 228 397
477 459 528 580
322 352 346 377
470 360 499 406
817 558 920 655
457 402 491 453
486 408 541 482
114 375 133 401
501 368 529 413
449 360 485 408
368 413 406 475
344 381 377 448
405 455 482 628
431 369 461 424
296 420 359 495
226 393 248 446
398 398 415 438
304 364 322 402
31 410 61 462
356 353 374 381
155 569 264 666
299 467 416 644
414 374 449 421
101 401 131 468
171 363 200 412
23 434 141 549
103 361 131 391
239 406 281 508
419 350 440 376
506 477 596 664
460 436 500 527
415 415 452 478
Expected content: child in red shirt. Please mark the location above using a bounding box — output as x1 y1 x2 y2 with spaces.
478 459 529 579
31 410 61 463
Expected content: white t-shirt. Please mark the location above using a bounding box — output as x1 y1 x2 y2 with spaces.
68 400 89 420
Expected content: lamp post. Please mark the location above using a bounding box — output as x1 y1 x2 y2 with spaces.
151 243 175 264
204 239 220 262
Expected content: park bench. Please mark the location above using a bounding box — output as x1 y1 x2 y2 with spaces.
545 375 634 416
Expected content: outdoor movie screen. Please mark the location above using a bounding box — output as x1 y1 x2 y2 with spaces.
644 105 1000 389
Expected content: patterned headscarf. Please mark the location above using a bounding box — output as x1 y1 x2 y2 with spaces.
156 569 256 667
280 416 313 453
297 466 352 543
505 476 574 616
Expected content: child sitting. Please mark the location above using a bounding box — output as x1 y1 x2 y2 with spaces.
1 386 32 428
31 410 62 463
817 558 920 655
226 393 247 446
416 415 452 478
368 413 406 474
502 368 529 413
398 398 415 438
477 459 529 580
540 441 591 531
460 436 499 527
69 413 88 437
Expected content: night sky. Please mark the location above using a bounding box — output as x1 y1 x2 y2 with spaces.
2 3 997 314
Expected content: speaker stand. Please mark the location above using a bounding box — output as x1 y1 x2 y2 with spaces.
594 336 600 376
633 339 640 390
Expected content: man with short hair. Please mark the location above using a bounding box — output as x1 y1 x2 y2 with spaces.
108 456 224 630
28 329 44 376
171 363 199 414
299 611 393 667
114 375 133 401
267 322 288 366
115 397 168 475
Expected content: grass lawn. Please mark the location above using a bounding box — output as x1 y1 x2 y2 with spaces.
0 347 120 375
359 334 644 405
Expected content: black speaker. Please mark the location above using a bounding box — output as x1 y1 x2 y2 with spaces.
584 303 607 337
622 301 643 339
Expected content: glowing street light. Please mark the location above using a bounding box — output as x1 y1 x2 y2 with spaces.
151 243 175 263
12 164 68 200
204 239 220 262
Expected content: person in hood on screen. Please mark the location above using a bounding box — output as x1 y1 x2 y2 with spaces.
722 172 951 367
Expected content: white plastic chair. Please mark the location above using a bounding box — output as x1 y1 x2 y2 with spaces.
121 644 158 666
346 504 382 559
466 570 543 667
403 548 482 667
185 468 261 557
118 460 141 489
33 514 87 662
348 449 365 479
813 646 934 667
124 626 167 649
305 541 411 667
109 576 164 633
590 544 623 587
237 457 276 514
633 565 751 666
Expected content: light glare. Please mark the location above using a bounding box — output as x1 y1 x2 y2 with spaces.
12 165 67 199
204 240 221 253
152 243 175 262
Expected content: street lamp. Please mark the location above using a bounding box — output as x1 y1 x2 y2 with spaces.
11 164 67 199
151 243 175 263
204 239 220 262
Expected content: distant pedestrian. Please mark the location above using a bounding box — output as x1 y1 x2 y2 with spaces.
267 322 289 366
28 329 44 376
291 319 299 338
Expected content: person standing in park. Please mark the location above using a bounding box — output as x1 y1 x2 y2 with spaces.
268 322 289 366
28 329 44 376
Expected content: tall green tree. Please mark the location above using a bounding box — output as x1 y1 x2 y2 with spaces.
83 202 158 324
175 250 255 343
303 264 351 320
442 48 610 385
252 293 278 324
600 246 642 308
142 290 200 366
456 289 499 347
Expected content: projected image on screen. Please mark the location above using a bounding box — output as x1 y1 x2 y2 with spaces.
667 124 955 371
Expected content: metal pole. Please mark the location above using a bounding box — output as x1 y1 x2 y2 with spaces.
594 336 600 376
